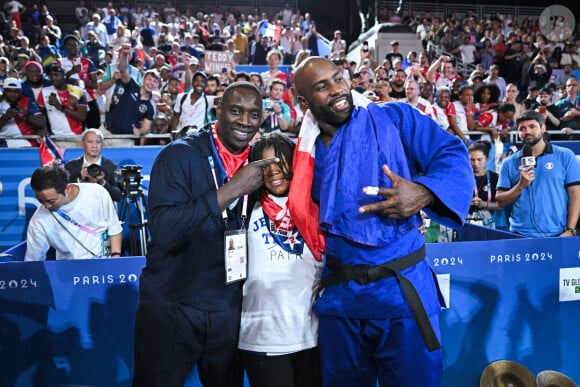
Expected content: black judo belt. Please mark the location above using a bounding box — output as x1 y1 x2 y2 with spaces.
320 245 441 352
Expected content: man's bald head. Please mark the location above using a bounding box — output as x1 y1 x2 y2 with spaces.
294 56 334 97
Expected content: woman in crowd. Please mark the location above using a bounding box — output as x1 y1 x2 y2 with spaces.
375 78 393 102
466 141 502 228
502 83 525 119
474 83 500 116
239 134 323 387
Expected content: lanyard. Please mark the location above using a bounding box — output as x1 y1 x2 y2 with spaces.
55 210 98 236
208 155 248 230
473 171 492 204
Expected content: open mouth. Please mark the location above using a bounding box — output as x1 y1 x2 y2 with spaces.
330 96 350 111
232 128 253 141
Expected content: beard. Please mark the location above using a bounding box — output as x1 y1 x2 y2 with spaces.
308 92 354 128
522 134 543 147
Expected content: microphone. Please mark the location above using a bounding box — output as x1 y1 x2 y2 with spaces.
520 144 536 168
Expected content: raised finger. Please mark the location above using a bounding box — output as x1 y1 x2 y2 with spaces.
251 157 280 169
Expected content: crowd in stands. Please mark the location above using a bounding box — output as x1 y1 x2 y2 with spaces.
0 2 579 155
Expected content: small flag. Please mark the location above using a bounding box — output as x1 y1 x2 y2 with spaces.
39 135 65 166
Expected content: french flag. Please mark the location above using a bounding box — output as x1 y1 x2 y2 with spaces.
287 109 325 261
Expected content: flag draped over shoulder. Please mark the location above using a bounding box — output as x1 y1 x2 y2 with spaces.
287 109 325 261
39 135 65 166
289 91 421 251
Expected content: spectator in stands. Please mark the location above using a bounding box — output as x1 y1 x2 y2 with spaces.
502 40 523 86
37 64 87 148
475 103 515 143
105 44 159 146
385 40 403 64
22 61 50 100
82 30 105 69
537 87 564 140
24 166 123 261
375 79 392 102
103 8 121 42
503 83 525 119
496 110 580 237
447 85 476 143
36 35 59 67
65 128 122 202
261 49 288 87
204 74 220 96
474 83 500 115
330 30 346 60
170 71 214 135
0 77 45 147
484 64 506 101
555 64 573 88
556 77 580 138
232 25 249 64
404 79 435 119
58 35 100 129
388 68 406 100
427 55 462 90
149 112 170 145
249 71 265 95
522 85 540 111
250 34 270 65
458 35 477 68
139 18 156 53
416 18 430 51
479 38 495 71
432 87 451 131
84 13 108 47
527 51 552 89
41 15 62 47
262 79 291 134
560 43 580 68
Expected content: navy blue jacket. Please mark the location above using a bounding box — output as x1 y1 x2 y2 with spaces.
139 131 244 310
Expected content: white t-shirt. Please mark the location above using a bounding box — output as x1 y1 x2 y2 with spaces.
25 183 123 261
173 92 216 132
239 199 323 354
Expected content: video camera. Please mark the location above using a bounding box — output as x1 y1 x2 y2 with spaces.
116 165 143 198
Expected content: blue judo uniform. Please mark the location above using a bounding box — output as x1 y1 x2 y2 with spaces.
310 100 472 387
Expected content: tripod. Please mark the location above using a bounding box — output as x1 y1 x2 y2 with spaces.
118 187 149 256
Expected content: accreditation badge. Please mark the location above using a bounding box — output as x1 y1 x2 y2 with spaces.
224 229 247 284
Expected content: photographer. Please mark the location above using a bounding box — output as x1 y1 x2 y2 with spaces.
65 128 122 202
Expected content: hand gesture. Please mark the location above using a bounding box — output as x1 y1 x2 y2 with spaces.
359 165 434 219
228 158 280 196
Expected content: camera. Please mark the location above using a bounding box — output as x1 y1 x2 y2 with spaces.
87 164 103 178
117 165 143 198
362 41 369 52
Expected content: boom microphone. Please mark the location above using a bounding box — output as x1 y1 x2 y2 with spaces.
520 144 536 168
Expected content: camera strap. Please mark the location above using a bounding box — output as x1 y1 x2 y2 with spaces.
50 211 99 257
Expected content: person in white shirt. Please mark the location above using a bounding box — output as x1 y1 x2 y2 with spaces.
24 166 123 261
240 134 323 387
404 79 436 119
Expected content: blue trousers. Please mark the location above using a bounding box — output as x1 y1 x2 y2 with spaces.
132 300 243 387
318 314 443 387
